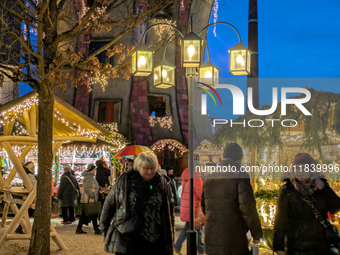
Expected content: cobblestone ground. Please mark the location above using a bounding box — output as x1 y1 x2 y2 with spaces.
0 215 273 255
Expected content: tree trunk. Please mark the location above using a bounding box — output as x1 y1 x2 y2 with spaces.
28 83 54 255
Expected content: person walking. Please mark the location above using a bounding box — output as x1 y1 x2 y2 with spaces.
58 165 79 224
95 160 111 188
202 142 262 255
76 163 101 235
273 153 340 255
100 151 175 255
174 167 204 255
164 165 178 206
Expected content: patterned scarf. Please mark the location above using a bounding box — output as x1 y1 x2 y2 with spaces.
291 178 317 196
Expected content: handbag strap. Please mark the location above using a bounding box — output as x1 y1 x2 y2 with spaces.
64 175 78 193
300 195 328 228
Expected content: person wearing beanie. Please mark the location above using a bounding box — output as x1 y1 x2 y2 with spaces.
274 153 340 255
57 165 80 224
23 162 37 187
201 142 262 255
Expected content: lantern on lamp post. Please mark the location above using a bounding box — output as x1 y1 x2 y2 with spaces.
131 44 154 76
199 60 219 86
228 42 252 75
181 32 202 67
153 59 176 89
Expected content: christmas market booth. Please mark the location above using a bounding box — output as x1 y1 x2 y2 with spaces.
0 91 125 250
212 88 340 250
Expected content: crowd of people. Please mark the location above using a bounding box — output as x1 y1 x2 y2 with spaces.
13 143 340 255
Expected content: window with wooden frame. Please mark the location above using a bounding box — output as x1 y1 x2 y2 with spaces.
93 99 122 123
147 94 171 118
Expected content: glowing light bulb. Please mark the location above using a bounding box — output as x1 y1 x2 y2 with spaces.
162 69 167 78
205 71 212 78
188 44 195 59
138 55 146 67
236 53 245 66
154 74 158 80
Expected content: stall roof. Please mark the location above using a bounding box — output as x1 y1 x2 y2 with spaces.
0 91 112 144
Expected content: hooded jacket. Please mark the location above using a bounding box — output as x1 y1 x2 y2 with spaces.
202 159 262 255
180 168 203 222
81 170 99 203
100 169 175 255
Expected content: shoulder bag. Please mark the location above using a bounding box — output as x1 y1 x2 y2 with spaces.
82 198 102 216
301 195 340 248
64 175 80 197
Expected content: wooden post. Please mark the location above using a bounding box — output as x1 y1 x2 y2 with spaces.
30 103 37 137
0 185 37 248
1 203 9 228
22 110 31 135
3 145 32 187
2 142 33 192
50 224 68 250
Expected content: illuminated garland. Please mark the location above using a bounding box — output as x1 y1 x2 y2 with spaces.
212 0 219 37
90 72 109 92
149 116 173 130
154 19 177 39
196 139 222 151
99 123 118 132
151 140 187 156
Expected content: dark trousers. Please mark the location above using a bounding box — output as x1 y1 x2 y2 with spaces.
76 210 99 231
61 206 75 222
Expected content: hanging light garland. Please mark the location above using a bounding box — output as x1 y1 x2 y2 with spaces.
151 140 187 156
196 139 222 151
149 116 173 130
153 19 177 40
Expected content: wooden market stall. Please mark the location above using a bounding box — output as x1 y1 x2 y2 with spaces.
0 91 110 250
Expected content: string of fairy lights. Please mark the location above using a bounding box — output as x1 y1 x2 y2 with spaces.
154 19 177 40
151 140 187 156
148 116 173 130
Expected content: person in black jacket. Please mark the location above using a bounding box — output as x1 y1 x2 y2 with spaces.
164 165 178 206
100 151 175 255
57 165 79 224
95 160 111 188
202 143 262 255
273 153 340 255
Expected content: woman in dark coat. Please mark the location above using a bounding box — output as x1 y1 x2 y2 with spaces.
57 165 79 224
273 153 340 255
100 151 175 255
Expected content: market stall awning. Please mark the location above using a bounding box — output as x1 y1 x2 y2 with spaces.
0 91 111 144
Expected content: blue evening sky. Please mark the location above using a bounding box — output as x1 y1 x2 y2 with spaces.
205 0 340 118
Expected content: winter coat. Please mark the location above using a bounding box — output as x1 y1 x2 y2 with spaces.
180 168 203 222
169 176 178 206
100 169 175 255
57 172 79 207
96 166 111 188
81 171 99 203
202 159 262 255
27 172 37 187
273 179 340 255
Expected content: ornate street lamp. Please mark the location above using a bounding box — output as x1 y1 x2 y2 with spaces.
199 60 219 86
181 32 203 67
228 42 252 75
132 18 250 255
131 44 154 76
154 59 175 89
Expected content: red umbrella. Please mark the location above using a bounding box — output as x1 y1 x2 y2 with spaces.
113 145 152 158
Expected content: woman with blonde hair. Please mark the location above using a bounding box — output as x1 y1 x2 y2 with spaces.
100 151 175 255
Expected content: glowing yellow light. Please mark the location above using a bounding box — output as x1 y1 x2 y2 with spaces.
137 55 146 67
162 69 167 78
236 53 245 66
188 44 195 59
154 74 158 80
205 71 212 78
